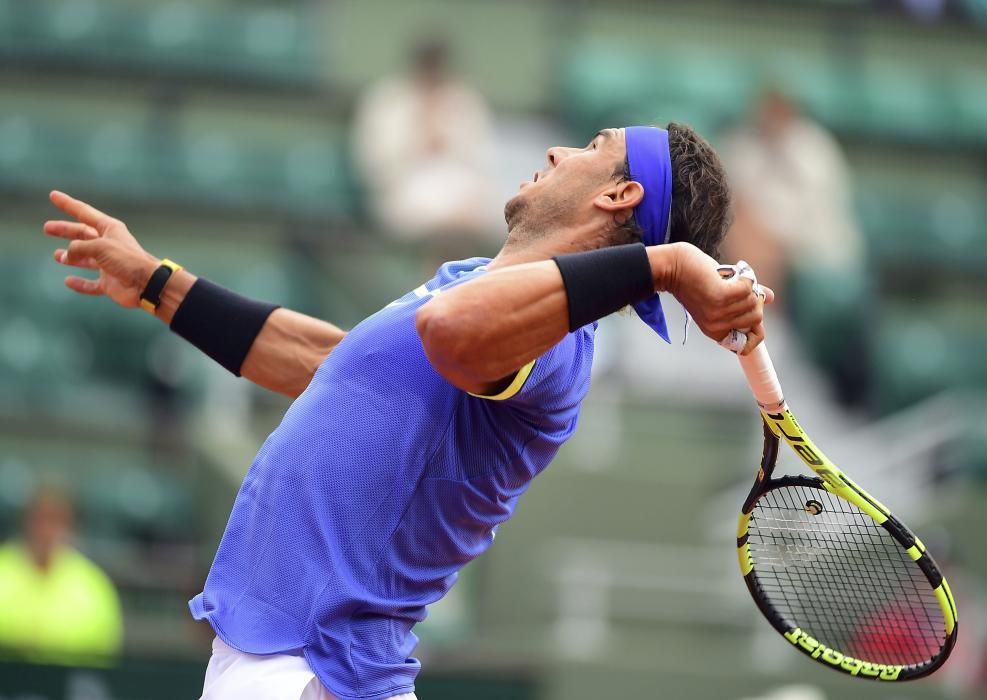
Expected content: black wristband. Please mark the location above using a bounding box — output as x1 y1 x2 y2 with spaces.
553 243 655 331
170 278 280 376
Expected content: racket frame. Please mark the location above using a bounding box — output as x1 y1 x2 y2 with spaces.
715 262 957 679
736 409 959 681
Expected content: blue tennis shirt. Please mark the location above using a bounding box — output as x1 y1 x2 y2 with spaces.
190 257 596 700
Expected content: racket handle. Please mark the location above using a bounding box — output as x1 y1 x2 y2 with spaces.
738 342 785 411
715 262 785 410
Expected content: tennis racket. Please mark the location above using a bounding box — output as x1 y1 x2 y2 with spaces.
719 263 958 682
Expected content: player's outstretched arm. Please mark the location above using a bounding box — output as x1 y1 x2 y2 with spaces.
417 242 771 396
44 191 344 398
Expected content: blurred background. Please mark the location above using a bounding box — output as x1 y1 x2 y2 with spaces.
1 0 986 698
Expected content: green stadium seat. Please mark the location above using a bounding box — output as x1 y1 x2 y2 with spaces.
560 46 648 135
47 0 108 48
857 65 948 142
0 247 219 421
856 184 987 271
84 122 150 197
0 115 35 175
856 186 930 260
238 9 321 83
872 317 953 413
959 0 987 27
788 266 868 355
283 141 353 213
561 46 755 137
144 3 203 55
0 0 322 87
939 417 987 481
928 191 984 255
768 57 863 130
951 69 987 145
787 265 872 406
0 456 34 519
871 302 987 413
649 53 754 117
561 44 983 149
0 113 356 220
80 466 197 542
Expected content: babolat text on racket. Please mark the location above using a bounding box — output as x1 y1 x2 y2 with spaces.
719 263 957 682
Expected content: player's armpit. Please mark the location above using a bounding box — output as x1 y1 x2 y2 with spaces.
467 360 536 401
240 308 347 398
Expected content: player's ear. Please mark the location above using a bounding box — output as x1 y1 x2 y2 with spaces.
594 179 643 219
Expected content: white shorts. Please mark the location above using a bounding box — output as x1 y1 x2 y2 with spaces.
200 637 418 700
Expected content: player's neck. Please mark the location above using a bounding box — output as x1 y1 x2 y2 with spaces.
490 221 606 269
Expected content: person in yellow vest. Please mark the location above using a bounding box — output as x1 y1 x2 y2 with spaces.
0 486 123 665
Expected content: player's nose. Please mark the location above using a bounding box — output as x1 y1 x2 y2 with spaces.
546 146 575 168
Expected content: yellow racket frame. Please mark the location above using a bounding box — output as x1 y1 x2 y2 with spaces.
736 408 958 681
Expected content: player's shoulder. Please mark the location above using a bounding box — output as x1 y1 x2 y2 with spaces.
430 257 493 289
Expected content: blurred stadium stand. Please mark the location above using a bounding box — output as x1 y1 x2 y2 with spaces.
0 0 324 87
1 1 986 699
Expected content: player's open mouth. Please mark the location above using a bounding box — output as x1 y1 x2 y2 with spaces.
520 171 543 189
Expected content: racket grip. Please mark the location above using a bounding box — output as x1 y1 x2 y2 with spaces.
738 343 785 411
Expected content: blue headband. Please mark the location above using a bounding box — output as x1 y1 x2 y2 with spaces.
625 126 673 343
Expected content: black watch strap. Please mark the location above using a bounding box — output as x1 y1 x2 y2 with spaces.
140 259 182 312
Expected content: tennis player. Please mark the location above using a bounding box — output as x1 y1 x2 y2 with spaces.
44 124 771 700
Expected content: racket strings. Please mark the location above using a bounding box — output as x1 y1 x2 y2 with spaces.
748 485 944 667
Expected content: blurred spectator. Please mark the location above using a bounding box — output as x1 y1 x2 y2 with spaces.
720 87 863 295
720 88 869 406
899 0 949 23
0 486 123 665
352 37 501 244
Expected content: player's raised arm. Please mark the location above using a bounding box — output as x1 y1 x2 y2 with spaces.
44 191 345 398
417 241 770 396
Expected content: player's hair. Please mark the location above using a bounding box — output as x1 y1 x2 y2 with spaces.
612 122 733 260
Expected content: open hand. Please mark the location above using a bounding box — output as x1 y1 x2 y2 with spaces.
44 191 159 308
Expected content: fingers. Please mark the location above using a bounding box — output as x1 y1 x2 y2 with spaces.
54 248 98 270
62 238 106 266
709 263 771 354
707 283 762 327
731 293 766 332
49 190 114 231
717 264 775 305
720 275 756 303
740 322 765 356
44 220 99 241
729 293 767 354
64 275 104 296
700 285 766 341
716 293 760 322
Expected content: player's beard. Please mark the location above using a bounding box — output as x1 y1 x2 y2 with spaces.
503 192 527 233
503 185 582 247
